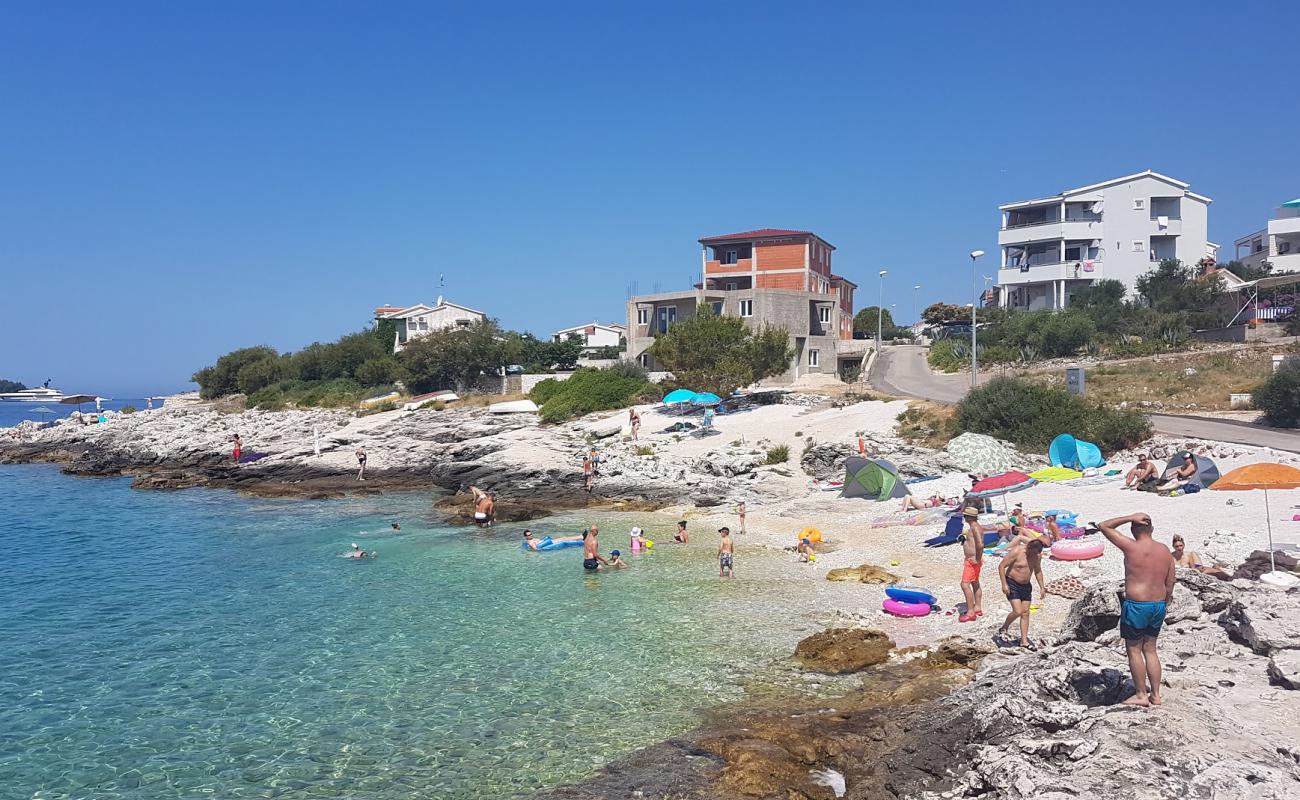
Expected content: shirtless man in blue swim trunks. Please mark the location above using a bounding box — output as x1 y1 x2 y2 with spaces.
581 525 609 572
1096 512 1176 707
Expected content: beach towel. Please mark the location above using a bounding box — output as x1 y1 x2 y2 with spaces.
1028 466 1083 483
903 475 941 485
238 452 270 464
1045 576 1085 600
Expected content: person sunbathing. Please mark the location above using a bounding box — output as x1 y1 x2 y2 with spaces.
900 494 945 512
1156 453 1198 493
1124 454 1159 489
1171 535 1204 571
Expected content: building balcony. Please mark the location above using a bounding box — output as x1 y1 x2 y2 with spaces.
1268 252 1300 274
1270 215 1300 236
998 261 1103 285
998 218 1104 246
707 259 751 274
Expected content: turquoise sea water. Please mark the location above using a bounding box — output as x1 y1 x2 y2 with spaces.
1 465 814 799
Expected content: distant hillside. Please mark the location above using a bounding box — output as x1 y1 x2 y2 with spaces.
0 379 27 393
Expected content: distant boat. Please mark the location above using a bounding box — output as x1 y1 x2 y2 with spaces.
0 386 66 402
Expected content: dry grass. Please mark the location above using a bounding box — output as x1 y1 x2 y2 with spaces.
896 400 959 448
1021 345 1300 411
452 392 529 408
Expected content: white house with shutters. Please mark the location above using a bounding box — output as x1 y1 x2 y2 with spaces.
374 296 486 353
996 170 1216 310
551 321 626 353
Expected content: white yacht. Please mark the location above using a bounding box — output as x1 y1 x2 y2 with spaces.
0 386 66 402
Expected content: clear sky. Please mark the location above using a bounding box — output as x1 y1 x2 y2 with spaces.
2 2 1297 397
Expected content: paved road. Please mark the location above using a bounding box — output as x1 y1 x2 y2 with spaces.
870 344 1300 453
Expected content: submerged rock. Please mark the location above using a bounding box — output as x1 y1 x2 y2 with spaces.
824 564 899 584
794 628 895 673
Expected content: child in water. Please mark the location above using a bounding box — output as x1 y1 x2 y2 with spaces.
608 549 628 569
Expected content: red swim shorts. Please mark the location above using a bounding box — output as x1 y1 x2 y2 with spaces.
961 559 982 583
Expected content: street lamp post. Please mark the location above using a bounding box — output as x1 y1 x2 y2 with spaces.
912 284 921 325
877 270 888 353
969 250 985 388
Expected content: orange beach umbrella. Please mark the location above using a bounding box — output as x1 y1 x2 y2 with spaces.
1210 463 1300 582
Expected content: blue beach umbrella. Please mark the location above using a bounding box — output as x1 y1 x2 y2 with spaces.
29 406 55 420
690 392 722 406
662 389 695 404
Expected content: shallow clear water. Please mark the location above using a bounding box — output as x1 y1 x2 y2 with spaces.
0 465 814 799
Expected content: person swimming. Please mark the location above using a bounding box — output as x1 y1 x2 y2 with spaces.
344 542 376 559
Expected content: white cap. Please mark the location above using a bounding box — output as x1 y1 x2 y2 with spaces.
631 527 642 536
352 543 359 548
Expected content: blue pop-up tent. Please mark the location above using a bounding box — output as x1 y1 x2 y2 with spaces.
1049 433 1105 470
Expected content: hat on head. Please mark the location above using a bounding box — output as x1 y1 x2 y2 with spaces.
718 526 730 533
962 506 980 518
631 526 642 536
352 542 359 548
611 549 620 556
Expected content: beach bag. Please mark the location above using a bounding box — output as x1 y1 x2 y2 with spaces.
1183 483 1202 494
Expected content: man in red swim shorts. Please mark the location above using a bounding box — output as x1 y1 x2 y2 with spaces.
958 506 984 622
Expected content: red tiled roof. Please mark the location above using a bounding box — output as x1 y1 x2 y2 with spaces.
374 306 406 316
829 274 858 287
699 228 816 244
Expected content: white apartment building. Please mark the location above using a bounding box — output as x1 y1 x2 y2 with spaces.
996 170 1215 310
1232 200 1300 276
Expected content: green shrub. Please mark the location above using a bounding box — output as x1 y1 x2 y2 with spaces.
1253 367 1300 427
529 378 564 405
354 356 407 387
120 405 138 414
419 399 446 411
192 346 280 399
957 376 1151 453
236 356 289 396
765 444 790 464
634 445 654 456
535 367 651 423
928 339 965 372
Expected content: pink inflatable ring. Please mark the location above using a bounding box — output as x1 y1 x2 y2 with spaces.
1051 538 1104 561
883 598 932 617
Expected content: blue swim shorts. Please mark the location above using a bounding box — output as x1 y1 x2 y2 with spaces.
1120 599 1167 640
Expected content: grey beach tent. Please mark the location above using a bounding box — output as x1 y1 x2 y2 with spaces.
1162 452 1221 488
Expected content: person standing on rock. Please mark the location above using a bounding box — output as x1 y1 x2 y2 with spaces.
470 486 495 527
1096 512 1176 707
957 506 984 622
582 454 594 493
355 446 367 481
232 433 243 464
629 407 641 441
736 500 746 535
997 536 1045 648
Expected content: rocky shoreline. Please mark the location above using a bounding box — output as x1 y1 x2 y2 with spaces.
0 396 764 514
540 571 1300 799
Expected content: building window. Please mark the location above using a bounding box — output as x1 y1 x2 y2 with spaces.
636 308 649 325
739 300 753 317
711 302 723 315
808 349 819 367
723 249 738 264
1133 198 1145 210
818 306 831 323
725 281 737 291
638 353 650 368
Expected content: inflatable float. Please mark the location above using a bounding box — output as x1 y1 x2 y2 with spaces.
1051 538 1104 561
522 536 583 551
882 598 932 617
885 586 937 605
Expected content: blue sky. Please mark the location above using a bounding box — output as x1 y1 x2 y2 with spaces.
2 1 1297 396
